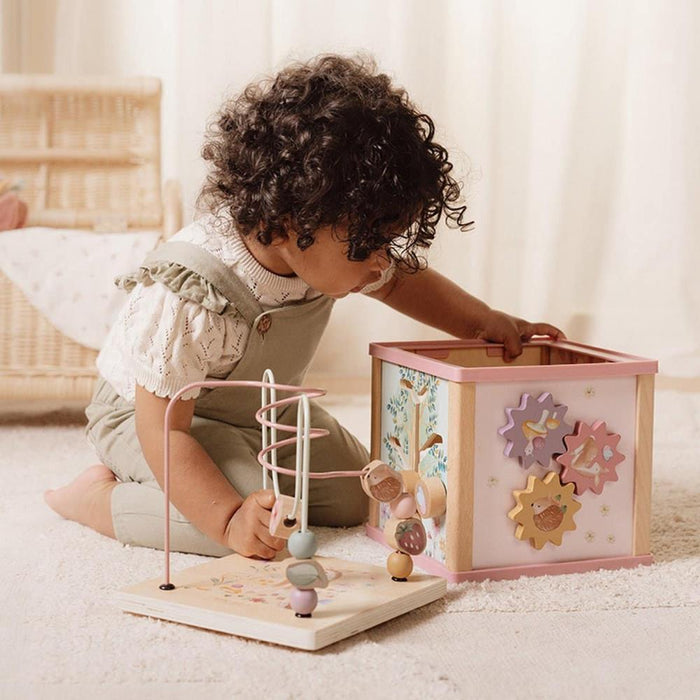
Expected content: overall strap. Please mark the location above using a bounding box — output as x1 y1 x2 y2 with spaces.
143 240 264 325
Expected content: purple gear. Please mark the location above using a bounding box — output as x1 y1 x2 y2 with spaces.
499 392 572 468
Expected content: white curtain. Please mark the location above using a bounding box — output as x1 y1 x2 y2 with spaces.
2 0 698 377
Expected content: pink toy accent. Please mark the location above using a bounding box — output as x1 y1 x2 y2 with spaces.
162 379 368 588
499 392 572 468
557 420 625 494
471 377 638 569
269 495 299 539
366 525 653 582
391 493 417 519
127 372 449 649
370 339 658 579
290 588 318 616
369 338 658 382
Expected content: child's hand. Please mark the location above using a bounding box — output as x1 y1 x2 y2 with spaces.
476 310 566 361
224 489 286 559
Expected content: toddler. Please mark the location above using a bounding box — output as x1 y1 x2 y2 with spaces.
45 54 564 559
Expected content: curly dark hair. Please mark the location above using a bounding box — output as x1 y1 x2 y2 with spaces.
198 53 473 272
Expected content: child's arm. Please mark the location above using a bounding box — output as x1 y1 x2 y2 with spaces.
135 385 286 558
367 267 565 360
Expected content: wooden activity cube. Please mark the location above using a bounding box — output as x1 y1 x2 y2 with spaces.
366 339 657 582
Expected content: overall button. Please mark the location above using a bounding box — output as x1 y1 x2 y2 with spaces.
256 314 272 337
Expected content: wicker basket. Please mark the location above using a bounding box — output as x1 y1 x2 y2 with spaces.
0 74 182 403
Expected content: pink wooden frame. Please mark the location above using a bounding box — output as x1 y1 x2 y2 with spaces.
369 338 658 382
366 525 653 582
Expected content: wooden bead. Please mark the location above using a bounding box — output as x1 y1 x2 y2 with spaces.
383 516 427 556
361 460 403 502
415 477 447 518
390 492 417 519
387 551 413 580
287 530 317 559
399 470 421 495
268 495 300 540
290 588 318 617
285 558 329 590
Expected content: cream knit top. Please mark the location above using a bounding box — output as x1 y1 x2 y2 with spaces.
96 216 392 402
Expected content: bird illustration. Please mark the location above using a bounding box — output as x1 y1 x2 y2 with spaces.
388 435 409 469
400 379 429 405
363 461 403 502
420 433 443 455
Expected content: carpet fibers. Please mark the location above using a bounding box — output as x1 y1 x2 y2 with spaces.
1 391 698 699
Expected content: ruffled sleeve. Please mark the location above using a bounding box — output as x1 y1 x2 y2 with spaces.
116 262 236 316
97 280 247 401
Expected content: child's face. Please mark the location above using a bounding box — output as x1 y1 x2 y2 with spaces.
276 225 393 298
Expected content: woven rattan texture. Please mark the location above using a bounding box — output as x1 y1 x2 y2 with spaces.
0 75 169 402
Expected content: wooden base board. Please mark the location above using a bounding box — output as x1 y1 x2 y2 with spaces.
116 553 446 651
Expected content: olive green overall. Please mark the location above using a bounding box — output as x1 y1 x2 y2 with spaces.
86 241 369 556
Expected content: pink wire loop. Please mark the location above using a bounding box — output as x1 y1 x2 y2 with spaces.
161 378 367 587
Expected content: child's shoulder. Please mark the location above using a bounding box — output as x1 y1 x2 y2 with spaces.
169 215 247 268
170 214 220 246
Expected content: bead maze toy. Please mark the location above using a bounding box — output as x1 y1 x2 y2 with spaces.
367 338 657 582
116 371 446 651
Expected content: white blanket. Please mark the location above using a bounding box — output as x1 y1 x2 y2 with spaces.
0 227 161 350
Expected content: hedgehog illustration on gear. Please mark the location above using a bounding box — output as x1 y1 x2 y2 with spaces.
508 471 581 550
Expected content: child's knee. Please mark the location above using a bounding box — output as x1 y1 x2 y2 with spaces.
309 479 369 527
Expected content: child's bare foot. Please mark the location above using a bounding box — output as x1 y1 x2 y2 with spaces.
44 464 118 539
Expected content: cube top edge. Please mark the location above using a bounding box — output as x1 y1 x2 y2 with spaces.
369 339 658 383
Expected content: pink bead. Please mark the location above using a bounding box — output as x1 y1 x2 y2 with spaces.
391 493 417 519
290 587 318 616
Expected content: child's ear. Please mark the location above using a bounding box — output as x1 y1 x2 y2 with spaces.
271 217 297 246
255 219 291 247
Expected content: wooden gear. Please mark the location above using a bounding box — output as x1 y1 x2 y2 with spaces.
508 471 582 550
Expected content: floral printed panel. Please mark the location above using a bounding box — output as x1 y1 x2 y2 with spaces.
379 362 449 564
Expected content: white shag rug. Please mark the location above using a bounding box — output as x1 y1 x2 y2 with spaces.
0 391 698 700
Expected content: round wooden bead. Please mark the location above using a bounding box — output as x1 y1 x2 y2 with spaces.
290 588 318 617
415 477 447 518
287 530 318 559
387 551 413 580
390 492 417 519
383 516 427 556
